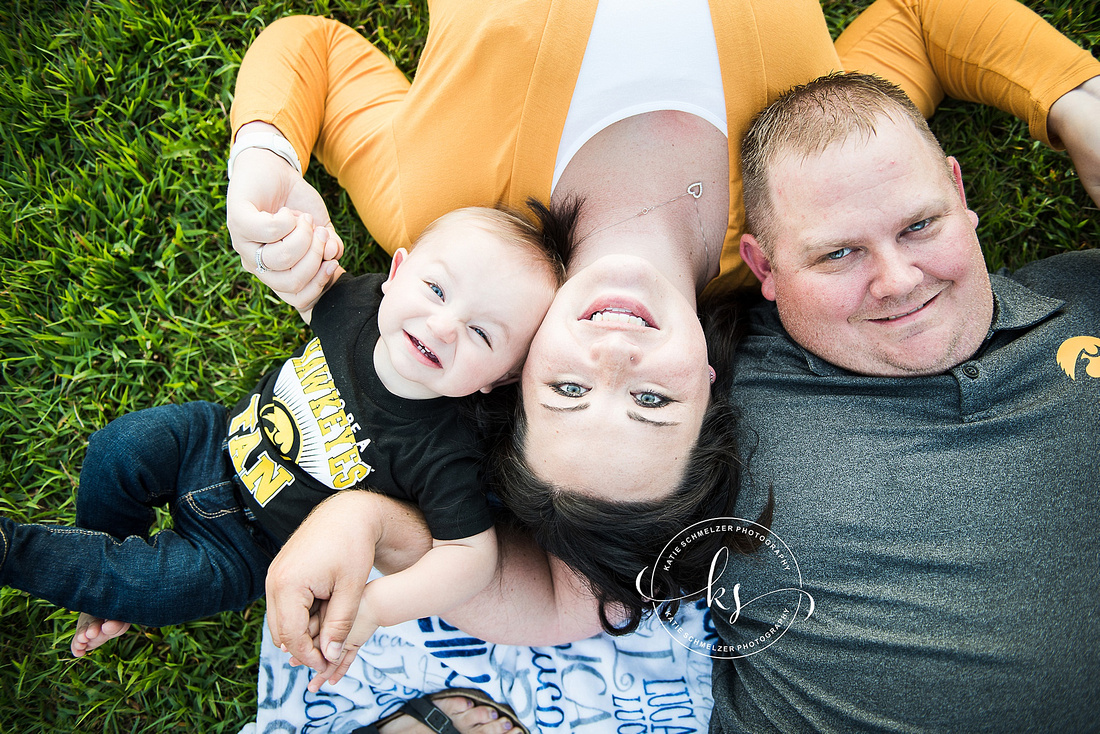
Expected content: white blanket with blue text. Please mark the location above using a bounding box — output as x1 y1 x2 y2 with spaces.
250 600 715 733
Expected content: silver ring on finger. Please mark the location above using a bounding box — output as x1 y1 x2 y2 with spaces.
255 245 270 274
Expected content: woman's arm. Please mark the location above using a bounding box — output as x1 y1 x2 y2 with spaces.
356 529 499 632
441 525 605 645
299 527 503 692
227 15 410 303
223 15 413 313
1047 75 1100 207
836 0 1100 205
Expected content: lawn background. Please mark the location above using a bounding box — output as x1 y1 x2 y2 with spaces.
0 1 1095 731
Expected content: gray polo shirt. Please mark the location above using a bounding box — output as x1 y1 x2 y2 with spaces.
711 250 1100 732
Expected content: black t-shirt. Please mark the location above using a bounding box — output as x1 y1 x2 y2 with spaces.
226 273 492 543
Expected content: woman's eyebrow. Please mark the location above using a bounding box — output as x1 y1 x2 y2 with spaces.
628 412 679 427
539 403 589 413
538 404 679 426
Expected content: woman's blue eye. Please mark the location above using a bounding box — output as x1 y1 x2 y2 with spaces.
550 382 589 397
471 326 491 347
426 282 444 299
633 391 671 408
826 247 852 261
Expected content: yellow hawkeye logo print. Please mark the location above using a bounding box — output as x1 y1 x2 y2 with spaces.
1056 336 1100 380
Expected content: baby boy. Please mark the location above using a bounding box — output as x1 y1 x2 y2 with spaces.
0 203 566 660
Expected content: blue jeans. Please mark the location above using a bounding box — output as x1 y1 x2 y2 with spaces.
0 401 275 626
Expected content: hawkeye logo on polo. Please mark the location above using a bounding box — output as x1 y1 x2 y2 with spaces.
1056 336 1100 381
228 337 373 506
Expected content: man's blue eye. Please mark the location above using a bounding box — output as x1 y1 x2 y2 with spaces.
907 218 932 232
633 391 671 408
826 247 852 261
427 282 444 299
551 382 588 397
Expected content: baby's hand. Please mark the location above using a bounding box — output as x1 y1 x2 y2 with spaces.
295 218 346 325
303 592 380 692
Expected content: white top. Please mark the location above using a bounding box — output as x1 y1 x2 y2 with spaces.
552 0 728 191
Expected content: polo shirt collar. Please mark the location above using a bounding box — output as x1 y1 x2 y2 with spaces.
986 272 1064 334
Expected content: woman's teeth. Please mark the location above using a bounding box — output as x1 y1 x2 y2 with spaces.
589 309 648 327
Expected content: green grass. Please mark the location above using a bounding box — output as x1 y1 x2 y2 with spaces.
0 1 425 731
0 1 1095 731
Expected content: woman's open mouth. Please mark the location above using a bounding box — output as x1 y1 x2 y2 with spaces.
589 308 649 327
581 298 657 328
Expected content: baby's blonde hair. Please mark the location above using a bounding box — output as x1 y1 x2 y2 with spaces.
416 203 570 287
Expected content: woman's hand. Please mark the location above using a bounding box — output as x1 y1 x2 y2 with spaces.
265 491 605 689
1048 75 1100 209
226 124 345 310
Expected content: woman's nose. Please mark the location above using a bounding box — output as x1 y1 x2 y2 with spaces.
589 333 643 367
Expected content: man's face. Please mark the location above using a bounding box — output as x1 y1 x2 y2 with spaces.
740 115 994 377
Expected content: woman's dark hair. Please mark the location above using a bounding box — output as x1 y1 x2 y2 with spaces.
477 284 772 635
522 195 578 277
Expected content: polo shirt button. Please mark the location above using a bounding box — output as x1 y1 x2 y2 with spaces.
962 364 980 379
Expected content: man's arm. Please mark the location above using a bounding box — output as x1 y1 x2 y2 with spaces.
264 490 605 682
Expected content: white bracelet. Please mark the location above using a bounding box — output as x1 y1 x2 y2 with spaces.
227 132 303 180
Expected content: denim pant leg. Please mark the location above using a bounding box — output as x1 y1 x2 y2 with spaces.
0 401 275 626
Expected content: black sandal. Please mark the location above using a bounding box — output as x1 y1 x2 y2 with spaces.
352 687 527 734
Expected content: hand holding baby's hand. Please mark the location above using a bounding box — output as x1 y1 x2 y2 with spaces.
226 138 346 311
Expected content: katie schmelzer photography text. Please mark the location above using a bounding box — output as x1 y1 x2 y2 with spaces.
637 518 815 659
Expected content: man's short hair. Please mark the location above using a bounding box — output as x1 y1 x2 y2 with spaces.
741 72 949 252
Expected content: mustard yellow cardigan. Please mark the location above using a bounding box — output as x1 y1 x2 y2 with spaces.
231 0 1098 281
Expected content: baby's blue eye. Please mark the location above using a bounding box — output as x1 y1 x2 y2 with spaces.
471 326 491 347
826 247 852 261
426 282 444 299
633 391 671 408
551 382 589 397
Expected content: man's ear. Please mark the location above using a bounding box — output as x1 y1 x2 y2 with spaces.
948 156 980 229
740 234 777 302
479 370 520 394
380 248 408 294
